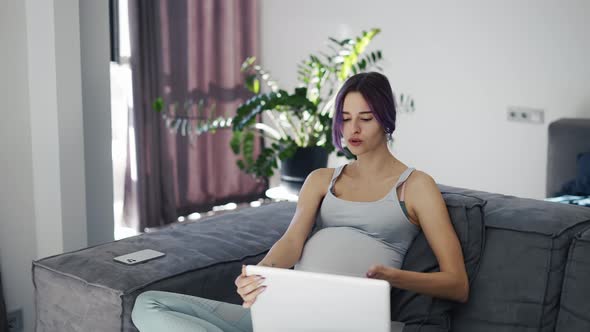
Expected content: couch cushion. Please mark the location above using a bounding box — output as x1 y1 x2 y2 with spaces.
555 226 590 331
441 185 590 332
440 185 590 236
391 187 486 332
33 202 296 332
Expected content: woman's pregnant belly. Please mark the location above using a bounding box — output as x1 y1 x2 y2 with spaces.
294 226 402 278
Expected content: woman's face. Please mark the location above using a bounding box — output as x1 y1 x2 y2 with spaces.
341 92 387 155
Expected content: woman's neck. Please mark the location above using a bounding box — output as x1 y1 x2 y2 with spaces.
349 146 402 179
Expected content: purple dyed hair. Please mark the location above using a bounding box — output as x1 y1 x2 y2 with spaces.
332 72 397 152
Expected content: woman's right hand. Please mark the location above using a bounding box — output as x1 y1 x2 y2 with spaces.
235 265 266 308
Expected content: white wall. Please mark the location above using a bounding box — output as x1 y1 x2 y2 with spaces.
261 0 590 199
0 0 112 330
80 0 114 247
0 0 38 331
27 0 88 257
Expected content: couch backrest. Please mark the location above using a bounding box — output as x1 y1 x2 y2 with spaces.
547 118 590 197
555 226 590 331
439 185 590 332
391 189 485 332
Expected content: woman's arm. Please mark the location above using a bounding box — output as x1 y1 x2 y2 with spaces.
368 171 469 303
257 168 331 269
238 169 330 308
257 237 303 268
367 267 469 303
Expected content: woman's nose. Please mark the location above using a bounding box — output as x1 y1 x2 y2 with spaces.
353 120 361 133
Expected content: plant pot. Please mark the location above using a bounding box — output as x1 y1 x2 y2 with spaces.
280 146 329 194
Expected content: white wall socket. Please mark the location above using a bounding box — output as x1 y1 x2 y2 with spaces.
507 106 545 124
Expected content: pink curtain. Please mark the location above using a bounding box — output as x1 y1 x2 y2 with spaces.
124 0 266 231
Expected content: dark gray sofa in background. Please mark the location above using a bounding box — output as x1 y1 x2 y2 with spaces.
546 118 590 197
33 184 590 332
1 272 8 332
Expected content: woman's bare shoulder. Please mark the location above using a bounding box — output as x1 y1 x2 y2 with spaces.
407 169 437 190
404 170 442 223
304 168 336 196
307 167 336 183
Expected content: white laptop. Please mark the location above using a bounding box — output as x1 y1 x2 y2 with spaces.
245 265 395 332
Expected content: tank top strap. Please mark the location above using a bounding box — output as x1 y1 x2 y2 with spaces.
328 164 347 191
395 167 416 188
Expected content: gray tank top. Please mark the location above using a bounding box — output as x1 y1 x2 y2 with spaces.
294 164 421 277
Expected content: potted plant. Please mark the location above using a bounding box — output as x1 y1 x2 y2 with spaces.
155 28 414 192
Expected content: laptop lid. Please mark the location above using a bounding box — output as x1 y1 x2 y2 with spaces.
245 265 391 332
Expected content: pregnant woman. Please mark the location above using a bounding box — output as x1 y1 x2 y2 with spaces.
132 72 469 332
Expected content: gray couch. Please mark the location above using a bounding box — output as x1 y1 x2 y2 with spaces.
32 184 590 332
1 273 7 332
546 118 590 197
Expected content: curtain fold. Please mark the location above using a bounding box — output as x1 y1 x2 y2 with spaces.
124 0 266 231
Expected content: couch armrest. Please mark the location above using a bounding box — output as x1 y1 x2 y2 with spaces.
34 202 295 332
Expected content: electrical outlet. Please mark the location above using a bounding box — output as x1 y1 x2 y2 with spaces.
507 106 544 124
7 308 23 332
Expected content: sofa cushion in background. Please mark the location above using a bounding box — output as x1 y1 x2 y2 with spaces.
391 187 486 332
444 186 590 332
555 226 590 332
546 118 590 197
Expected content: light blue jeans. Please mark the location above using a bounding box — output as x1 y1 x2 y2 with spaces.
132 290 405 332
132 291 252 332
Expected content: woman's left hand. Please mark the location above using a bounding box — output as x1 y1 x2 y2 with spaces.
366 264 399 285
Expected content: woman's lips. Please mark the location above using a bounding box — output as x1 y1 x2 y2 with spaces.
348 139 363 147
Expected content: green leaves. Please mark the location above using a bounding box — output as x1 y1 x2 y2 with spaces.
232 130 257 173
295 28 383 112
230 130 242 154
297 53 330 104
334 28 381 81
152 97 233 138
241 56 279 93
153 28 393 180
352 50 383 74
245 75 260 94
230 28 386 178
398 93 416 113
232 134 299 178
233 89 317 132
153 97 164 113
